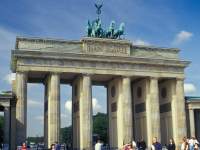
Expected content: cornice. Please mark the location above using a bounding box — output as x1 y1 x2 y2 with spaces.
131 45 180 52
11 49 190 68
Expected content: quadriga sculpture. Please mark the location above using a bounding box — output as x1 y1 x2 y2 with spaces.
86 19 125 39
86 0 125 39
106 21 115 38
113 22 125 39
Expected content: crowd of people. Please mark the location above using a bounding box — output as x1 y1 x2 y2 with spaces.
16 142 65 150
4 136 199 150
181 137 199 150
119 137 199 150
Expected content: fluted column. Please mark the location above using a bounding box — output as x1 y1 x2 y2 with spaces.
4 107 10 144
79 74 92 150
146 77 161 146
121 77 133 144
10 99 16 150
189 109 195 137
108 77 133 149
47 73 60 148
171 78 187 148
16 72 27 145
11 76 16 149
44 82 48 148
72 78 79 149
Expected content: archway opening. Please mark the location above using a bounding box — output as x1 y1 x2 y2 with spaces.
60 84 72 148
27 83 44 145
92 85 108 146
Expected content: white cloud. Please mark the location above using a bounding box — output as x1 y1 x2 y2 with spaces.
3 73 16 84
28 99 43 107
132 39 150 46
64 97 104 115
184 83 196 95
92 98 103 115
65 100 72 112
173 30 193 45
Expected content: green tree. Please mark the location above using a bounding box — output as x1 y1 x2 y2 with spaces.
93 113 108 144
60 112 108 144
60 126 72 145
27 136 43 144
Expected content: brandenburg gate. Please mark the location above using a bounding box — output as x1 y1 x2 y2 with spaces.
10 36 189 149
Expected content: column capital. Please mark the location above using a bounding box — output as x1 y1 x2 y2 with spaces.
82 73 93 77
49 72 61 75
121 75 132 79
176 77 185 81
16 71 28 75
149 76 159 80
188 106 195 110
43 72 60 84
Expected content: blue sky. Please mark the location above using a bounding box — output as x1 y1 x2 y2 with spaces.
0 0 200 136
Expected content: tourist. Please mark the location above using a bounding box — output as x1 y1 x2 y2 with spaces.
132 139 137 150
167 138 176 150
189 137 199 150
21 142 27 150
122 143 131 150
50 144 56 150
151 137 162 150
55 142 61 150
139 139 146 150
127 144 134 150
95 139 103 150
189 137 195 150
194 143 199 150
181 137 189 150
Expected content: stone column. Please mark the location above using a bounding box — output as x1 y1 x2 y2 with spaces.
10 89 16 149
72 79 79 150
79 74 92 150
44 82 48 148
171 78 187 148
108 78 119 149
108 77 133 149
121 77 133 144
4 107 10 144
16 72 27 146
47 73 60 148
146 77 161 147
189 109 195 137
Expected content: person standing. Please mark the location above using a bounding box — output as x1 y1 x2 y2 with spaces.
168 138 176 150
95 139 103 150
194 143 199 150
181 137 189 150
50 144 56 150
132 140 137 150
139 139 146 150
55 142 61 150
189 137 195 150
21 142 27 150
151 137 162 150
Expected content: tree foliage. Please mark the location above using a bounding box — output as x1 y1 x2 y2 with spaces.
60 125 72 145
60 113 108 144
27 136 43 144
93 113 108 143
